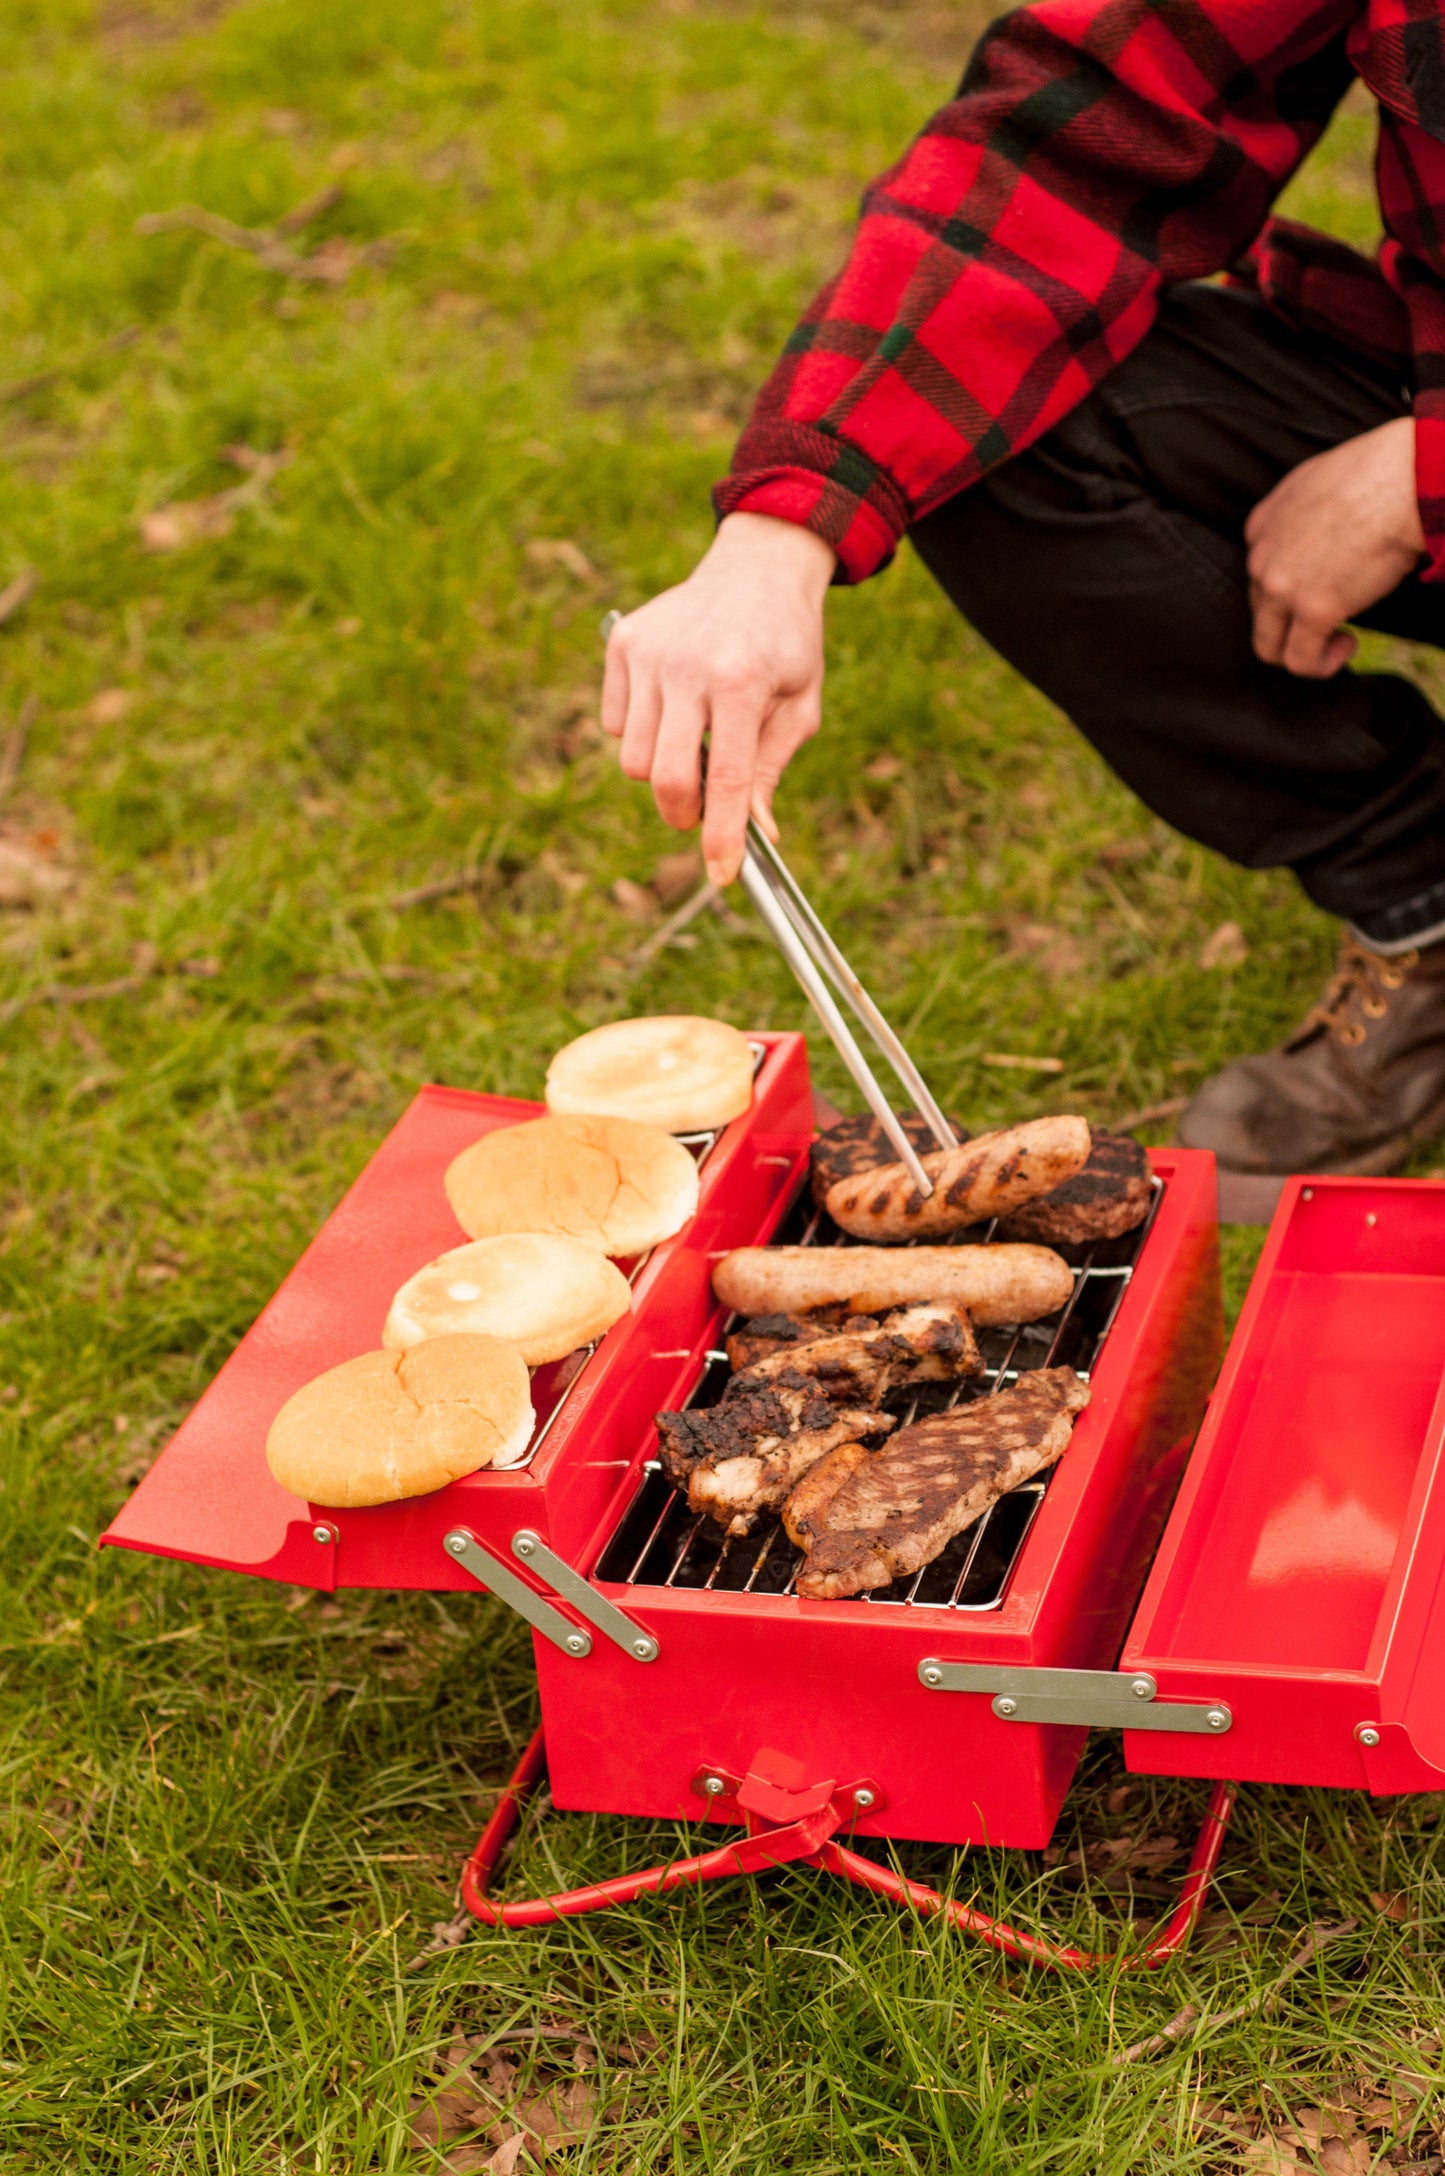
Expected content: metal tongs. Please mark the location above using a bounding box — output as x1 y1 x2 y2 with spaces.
601 613 956 1198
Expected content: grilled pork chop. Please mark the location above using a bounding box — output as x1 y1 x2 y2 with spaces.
655 1373 895 1537
727 1303 980 1407
725 1310 877 1373
795 1368 1090 1599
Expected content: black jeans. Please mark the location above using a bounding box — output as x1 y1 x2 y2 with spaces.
911 282 1445 948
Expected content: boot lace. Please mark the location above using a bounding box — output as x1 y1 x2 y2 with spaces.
1298 938 1418 1048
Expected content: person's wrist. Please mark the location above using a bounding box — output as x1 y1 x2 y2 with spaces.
1382 415 1425 555
710 511 836 598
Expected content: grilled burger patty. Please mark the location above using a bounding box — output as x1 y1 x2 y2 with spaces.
998 1128 1151 1245
794 1367 1090 1599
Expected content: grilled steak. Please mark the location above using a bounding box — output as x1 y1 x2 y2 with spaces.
781 1438 875 1548
810 1109 968 1208
727 1303 980 1407
999 1129 1151 1245
655 1371 894 1536
725 1309 876 1372
795 1368 1090 1599
823 1115 1092 1241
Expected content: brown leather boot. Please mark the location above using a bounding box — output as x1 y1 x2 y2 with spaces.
1177 934 1445 1175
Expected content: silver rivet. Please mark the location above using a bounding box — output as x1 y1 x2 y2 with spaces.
1206 1709 1228 1731
633 1638 654 1659
701 1775 725 1796
313 1523 336 1546
565 1633 588 1656
1357 1724 1381 1748
1365 1213 1377 1228
514 1535 535 1556
1131 1678 1152 1699
1302 1187 1313 1200
921 1664 943 1687
446 1533 467 1556
854 1787 875 1810
997 1696 1017 1717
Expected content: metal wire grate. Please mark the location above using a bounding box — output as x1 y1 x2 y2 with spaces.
595 1177 1163 1607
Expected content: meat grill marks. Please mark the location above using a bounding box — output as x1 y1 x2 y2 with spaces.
823 1115 1091 1242
726 1303 981 1407
809 1109 969 1208
724 1309 877 1372
999 1130 1151 1246
795 1369 1091 1600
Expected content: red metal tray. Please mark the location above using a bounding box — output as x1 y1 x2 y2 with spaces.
1121 1176 1445 1794
101 1034 814 1592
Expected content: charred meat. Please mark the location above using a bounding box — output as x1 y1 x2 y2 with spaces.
724 1309 877 1373
781 1438 875 1549
999 1129 1151 1245
656 1371 895 1537
796 1368 1090 1599
727 1303 980 1407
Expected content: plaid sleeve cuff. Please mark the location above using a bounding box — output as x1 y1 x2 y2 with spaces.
712 423 911 585
1415 399 1445 584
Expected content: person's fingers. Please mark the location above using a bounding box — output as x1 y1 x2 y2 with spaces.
600 620 630 737
617 657 664 784
1280 609 1345 678
1322 628 1358 674
699 681 769 886
648 683 709 830
750 689 820 838
1249 587 1290 666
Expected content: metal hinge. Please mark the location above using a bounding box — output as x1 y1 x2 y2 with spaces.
444 1528 659 1663
917 1660 1231 1735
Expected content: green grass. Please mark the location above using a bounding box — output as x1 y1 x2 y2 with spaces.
1 2 1443 2168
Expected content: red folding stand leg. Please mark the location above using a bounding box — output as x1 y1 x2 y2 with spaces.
460 1732 1238 1973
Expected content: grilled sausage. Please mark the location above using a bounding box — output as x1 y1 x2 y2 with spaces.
711 1242 1073 1326
823 1115 1091 1241
810 1109 969 1208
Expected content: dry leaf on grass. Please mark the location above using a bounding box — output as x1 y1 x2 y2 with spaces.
611 877 654 921
1003 919 1086 978
1199 919 1248 970
1369 1889 1412 1922
864 752 902 781
88 687 133 725
0 836 72 907
140 445 292 552
524 537 598 584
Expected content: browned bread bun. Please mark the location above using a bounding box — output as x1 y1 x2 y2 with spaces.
546 1015 754 1133
444 1112 699 1257
999 1129 1152 1244
265 1336 533 1507
382 1234 630 1365
810 1109 970 1207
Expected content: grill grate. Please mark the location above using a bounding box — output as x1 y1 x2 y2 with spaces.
495 1045 770 1471
595 1176 1163 1607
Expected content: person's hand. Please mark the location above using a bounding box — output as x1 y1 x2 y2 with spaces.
1245 415 1423 677
601 512 836 887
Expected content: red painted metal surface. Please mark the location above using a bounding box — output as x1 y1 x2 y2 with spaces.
461 1728 1237 1973
100 1035 814 1590
533 1148 1223 1851
1122 1176 1445 1793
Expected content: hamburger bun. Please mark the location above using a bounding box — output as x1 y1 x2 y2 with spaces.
383 1233 630 1365
265 1335 532 1508
545 1015 753 1133
445 1111 699 1257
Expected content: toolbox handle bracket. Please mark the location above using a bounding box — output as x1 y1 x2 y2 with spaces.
917 1660 1231 1735
510 1530 660 1662
441 1530 659 1663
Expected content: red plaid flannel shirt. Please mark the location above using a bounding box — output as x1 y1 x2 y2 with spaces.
715 0 1445 584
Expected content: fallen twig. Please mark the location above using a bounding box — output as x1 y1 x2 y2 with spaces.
1113 1093 1190 1132
0 694 37 810
389 869 494 911
136 200 351 283
1109 1917 1357 2067
627 878 720 970
0 325 140 405
0 570 37 628
982 1051 1064 1074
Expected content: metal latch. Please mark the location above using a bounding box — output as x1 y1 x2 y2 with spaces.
917 1660 1231 1735
444 1528 659 1663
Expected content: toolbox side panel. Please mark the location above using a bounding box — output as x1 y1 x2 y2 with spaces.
1123 1176 1445 1790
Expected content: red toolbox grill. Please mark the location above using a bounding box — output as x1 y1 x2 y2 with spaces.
102 1037 1445 1968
